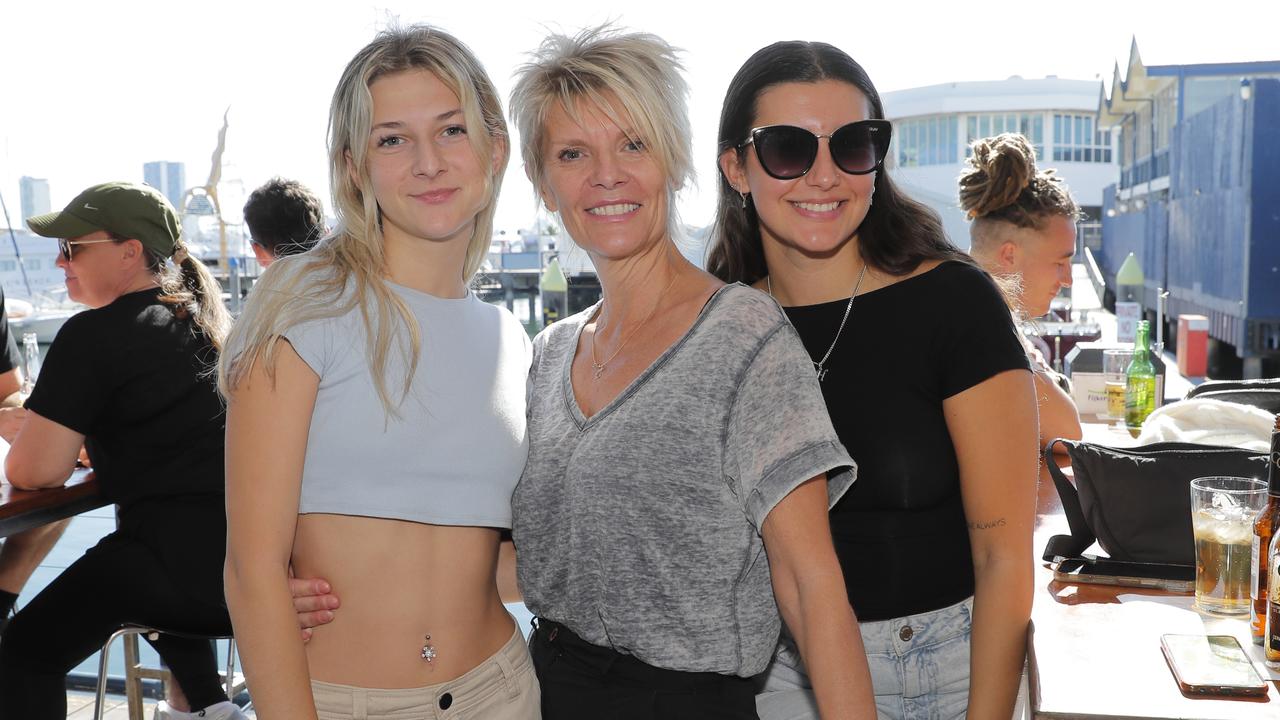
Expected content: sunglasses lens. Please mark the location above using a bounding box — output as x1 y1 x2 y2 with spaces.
831 122 889 174
58 239 71 260
754 126 818 179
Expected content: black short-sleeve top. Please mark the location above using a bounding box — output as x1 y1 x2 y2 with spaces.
25 288 225 509
780 260 1029 621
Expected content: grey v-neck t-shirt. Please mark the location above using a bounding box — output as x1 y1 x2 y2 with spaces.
512 283 856 677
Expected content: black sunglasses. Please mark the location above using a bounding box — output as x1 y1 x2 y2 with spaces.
739 120 892 180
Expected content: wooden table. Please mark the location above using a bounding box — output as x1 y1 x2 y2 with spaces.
0 469 107 537
1029 420 1279 718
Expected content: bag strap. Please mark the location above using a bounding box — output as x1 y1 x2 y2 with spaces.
1043 438 1097 562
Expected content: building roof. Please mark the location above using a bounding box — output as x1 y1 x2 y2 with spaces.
882 77 1103 120
1098 37 1280 124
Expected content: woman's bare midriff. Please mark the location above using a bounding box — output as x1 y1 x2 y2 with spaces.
292 514 515 688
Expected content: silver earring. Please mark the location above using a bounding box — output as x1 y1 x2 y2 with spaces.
738 191 750 209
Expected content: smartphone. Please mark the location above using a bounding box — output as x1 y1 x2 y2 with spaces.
1052 556 1194 592
1160 634 1268 697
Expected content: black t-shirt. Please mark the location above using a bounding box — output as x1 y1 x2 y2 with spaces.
781 260 1029 621
0 286 22 375
25 288 225 509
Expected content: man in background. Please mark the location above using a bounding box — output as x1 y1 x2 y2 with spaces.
242 178 325 268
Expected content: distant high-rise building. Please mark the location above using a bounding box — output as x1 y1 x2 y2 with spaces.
143 161 186 209
19 176 51 221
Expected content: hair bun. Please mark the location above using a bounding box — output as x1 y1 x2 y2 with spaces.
959 133 1037 219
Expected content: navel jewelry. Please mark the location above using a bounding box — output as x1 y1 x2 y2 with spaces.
421 634 437 663
589 272 681 380
768 262 867 382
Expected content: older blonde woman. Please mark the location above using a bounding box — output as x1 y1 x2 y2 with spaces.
504 27 873 720
220 26 537 720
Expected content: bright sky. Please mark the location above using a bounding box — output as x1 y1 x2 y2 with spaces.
2 0 1277 234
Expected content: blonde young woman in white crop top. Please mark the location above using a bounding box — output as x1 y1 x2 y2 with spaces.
219 26 539 720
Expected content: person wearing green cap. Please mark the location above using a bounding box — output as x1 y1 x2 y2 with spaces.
0 181 246 720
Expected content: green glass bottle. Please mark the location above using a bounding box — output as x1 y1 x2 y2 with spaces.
1125 320 1157 438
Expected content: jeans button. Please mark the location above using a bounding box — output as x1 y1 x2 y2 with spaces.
899 625 914 641
439 692 453 709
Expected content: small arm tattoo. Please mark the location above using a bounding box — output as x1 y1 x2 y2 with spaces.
967 518 1007 530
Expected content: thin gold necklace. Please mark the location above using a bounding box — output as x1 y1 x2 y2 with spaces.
768 263 867 382
590 272 681 380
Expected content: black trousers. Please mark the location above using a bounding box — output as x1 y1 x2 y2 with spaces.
529 618 758 720
0 500 232 720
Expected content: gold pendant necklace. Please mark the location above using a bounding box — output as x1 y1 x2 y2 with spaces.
589 272 681 380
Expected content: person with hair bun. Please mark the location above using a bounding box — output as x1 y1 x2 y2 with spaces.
708 42 1038 719
961 133 1083 450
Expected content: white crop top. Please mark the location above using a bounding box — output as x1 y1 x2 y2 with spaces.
281 281 531 528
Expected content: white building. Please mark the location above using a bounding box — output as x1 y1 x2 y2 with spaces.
882 77 1119 250
19 177 50 222
0 228 71 300
143 161 186 209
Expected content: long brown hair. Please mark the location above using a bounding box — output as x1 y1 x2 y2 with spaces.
706 41 969 285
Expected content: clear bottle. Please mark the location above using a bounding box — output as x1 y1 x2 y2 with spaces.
21 332 40 395
1123 320 1156 438
1253 415 1280 644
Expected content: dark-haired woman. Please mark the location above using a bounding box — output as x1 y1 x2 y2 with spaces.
0 182 242 720
707 44 1038 719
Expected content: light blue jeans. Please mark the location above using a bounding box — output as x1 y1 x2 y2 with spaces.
756 596 972 720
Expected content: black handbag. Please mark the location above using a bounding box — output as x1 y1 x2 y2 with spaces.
1043 439 1270 567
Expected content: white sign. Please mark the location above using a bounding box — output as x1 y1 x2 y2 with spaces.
1116 302 1141 343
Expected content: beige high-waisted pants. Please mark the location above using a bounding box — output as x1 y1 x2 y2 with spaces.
311 625 540 719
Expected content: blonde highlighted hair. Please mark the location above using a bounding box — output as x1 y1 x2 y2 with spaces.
960 133 1077 316
219 25 509 413
510 24 692 238
959 133 1079 231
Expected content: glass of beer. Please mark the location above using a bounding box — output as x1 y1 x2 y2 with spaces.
1190 477 1267 615
1102 348 1132 421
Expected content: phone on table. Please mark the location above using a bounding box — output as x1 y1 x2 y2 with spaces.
1052 555 1194 592
1160 634 1268 698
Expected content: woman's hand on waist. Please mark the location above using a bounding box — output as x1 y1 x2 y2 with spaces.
289 572 340 642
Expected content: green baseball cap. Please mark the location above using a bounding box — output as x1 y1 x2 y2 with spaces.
26 181 182 258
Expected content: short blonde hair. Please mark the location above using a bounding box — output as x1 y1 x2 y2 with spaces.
510 25 692 236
